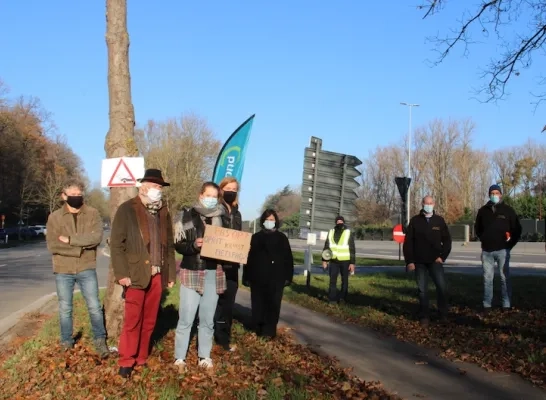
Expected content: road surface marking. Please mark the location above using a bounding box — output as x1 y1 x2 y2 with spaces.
377 251 392 254
0 264 7 268
455 255 476 259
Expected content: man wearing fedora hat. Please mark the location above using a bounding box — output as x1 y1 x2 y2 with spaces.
110 168 176 378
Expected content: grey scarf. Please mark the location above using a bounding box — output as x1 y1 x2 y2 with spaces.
192 202 225 226
173 202 225 243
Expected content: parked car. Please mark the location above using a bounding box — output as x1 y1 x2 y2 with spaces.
19 227 38 240
29 225 47 236
4 227 38 240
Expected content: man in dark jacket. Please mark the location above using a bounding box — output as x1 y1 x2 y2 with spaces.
474 184 522 312
321 216 356 304
111 169 176 378
403 195 452 326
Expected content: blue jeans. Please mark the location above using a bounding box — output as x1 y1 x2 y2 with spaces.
55 268 106 346
415 263 448 318
175 270 219 360
481 249 512 308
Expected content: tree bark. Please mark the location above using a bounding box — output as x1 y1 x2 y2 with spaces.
103 0 138 342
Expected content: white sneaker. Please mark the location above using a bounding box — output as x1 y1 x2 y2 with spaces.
198 357 213 369
174 359 186 372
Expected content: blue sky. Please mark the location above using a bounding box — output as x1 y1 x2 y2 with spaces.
1 1 544 220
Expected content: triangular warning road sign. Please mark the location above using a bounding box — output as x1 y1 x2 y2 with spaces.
108 159 137 187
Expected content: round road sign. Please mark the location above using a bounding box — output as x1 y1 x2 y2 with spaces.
393 224 405 244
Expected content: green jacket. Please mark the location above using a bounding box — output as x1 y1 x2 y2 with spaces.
46 204 104 274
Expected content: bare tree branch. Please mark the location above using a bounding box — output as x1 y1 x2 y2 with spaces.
421 0 546 123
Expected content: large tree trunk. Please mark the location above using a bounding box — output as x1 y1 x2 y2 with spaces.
103 0 138 342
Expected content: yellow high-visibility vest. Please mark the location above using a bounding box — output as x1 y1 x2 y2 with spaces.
328 228 351 261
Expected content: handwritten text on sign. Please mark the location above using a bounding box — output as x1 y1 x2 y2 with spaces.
201 225 252 264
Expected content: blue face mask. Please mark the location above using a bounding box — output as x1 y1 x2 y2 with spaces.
490 195 500 204
263 220 276 230
201 197 218 209
423 205 434 214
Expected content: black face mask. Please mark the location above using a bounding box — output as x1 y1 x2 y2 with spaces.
335 223 345 230
223 191 237 205
66 196 84 209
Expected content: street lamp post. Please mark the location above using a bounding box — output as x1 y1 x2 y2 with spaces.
400 102 420 226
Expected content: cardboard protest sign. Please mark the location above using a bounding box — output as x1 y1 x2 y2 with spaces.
201 225 252 264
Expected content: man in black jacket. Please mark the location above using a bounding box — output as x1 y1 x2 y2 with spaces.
403 195 452 326
322 216 356 304
474 184 522 312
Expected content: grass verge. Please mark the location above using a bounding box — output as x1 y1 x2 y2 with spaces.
0 284 399 399
283 272 546 388
291 251 404 266
176 250 405 267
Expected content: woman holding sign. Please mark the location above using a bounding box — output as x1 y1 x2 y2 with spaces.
214 177 243 352
173 182 229 371
243 209 294 339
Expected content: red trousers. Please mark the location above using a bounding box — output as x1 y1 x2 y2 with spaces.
118 274 162 367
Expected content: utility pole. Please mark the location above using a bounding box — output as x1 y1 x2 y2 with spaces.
400 102 420 225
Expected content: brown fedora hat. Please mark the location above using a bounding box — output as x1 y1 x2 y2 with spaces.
138 169 170 186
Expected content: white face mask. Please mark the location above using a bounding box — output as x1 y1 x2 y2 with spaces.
147 188 162 203
264 220 276 230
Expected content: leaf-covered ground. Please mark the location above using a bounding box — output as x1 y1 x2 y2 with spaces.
0 286 399 400
284 272 546 388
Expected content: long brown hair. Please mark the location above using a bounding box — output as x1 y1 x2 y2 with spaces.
219 177 239 207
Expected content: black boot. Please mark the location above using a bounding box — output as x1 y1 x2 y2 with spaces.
118 366 133 378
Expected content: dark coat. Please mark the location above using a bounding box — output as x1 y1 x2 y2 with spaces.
222 204 243 281
403 211 452 265
110 197 176 289
174 207 230 271
243 230 294 286
474 201 522 252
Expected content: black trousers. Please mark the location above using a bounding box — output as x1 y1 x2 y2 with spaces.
214 279 238 348
250 283 284 338
328 261 350 303
415 262 448 318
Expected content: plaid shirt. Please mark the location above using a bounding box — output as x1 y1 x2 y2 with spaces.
180 264 226 295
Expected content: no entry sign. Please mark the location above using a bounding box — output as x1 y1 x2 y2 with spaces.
392 224 405 244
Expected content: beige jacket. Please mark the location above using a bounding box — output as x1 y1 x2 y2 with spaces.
46 204 104 274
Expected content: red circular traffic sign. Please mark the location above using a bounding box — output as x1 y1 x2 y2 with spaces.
392 224 405 244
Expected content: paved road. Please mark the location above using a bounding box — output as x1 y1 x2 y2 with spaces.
289 239 546 267
0 241 110 321
1 238 543 322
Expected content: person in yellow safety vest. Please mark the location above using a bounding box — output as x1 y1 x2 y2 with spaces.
321 216 355 304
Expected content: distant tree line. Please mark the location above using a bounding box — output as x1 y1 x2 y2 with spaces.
259 118 546 231
357 118 546 225
0 78 87 227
